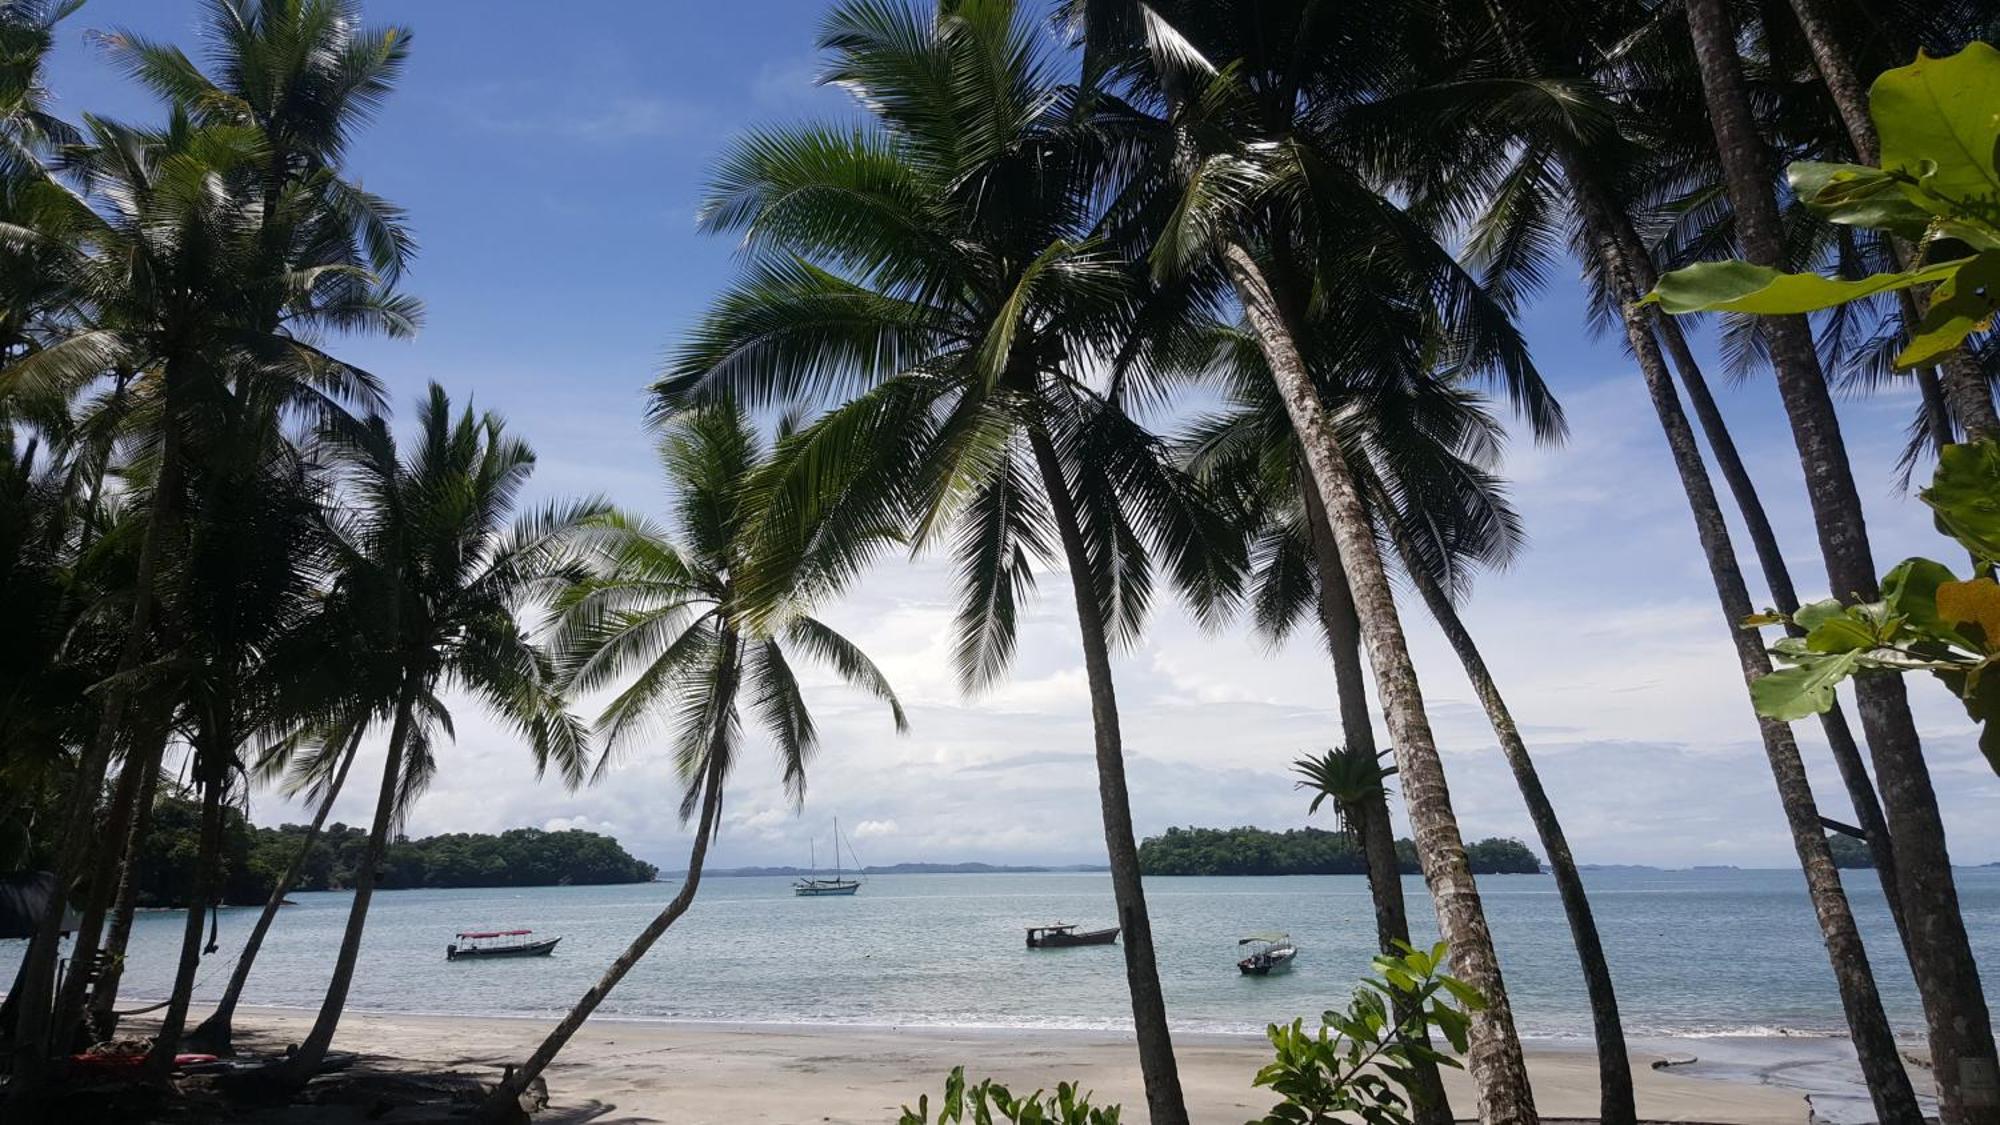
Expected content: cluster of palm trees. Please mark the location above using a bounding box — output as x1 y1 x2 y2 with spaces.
4 1 1996 1125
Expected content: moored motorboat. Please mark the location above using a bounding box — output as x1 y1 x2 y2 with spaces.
1026 922 1120 948
1237 932 1297 975
446 929 562 960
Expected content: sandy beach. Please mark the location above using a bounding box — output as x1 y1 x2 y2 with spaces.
125 1006 1828 1124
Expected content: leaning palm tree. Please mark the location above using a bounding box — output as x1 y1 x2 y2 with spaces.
1669 3 1996 1117
1076 6 1548 1118
6 112 412 1087
280 384 602 1084
478 405 908 1118
641 6 1242 1121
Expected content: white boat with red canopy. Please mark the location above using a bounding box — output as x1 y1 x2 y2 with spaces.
446 928 562 960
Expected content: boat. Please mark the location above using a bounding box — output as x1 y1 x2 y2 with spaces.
1237 932 1298 975
1026 922 1120 948
794 818 864 897
446 929 562 960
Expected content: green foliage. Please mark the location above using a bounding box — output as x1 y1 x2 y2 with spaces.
1139 826 1539 876
1825 832 1875 870
1747 440 2000 773
1646 43 2000 368
1249 942 1483 1125
897 1065 1119 1125
132 798 657 905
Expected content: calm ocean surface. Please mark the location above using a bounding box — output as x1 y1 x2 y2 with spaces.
9 868 1997 1039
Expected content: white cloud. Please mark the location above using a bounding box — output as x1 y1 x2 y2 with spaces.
853 819 898 839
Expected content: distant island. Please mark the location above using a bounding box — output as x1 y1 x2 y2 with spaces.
1138 826 1542 876
695 861 1111 877
138 798 657 907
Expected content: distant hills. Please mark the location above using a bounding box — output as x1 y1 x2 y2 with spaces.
689 861 1111 878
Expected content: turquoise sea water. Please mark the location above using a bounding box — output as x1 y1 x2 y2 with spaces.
6 868 1996 1038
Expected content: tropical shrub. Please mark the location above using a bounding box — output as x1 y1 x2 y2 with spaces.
897 1066 1119 1125
1644 43 2000 369
1746 440 2000 774
1248 942 1483 1125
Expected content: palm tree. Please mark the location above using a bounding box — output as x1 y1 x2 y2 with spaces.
479 405 909 1118
1077 6 1546 1117
6 112 411 1087
643 7 1245 1121
1675 4 1999 1118
1380 3 1923 1115
185 723 362 1054
280 384 602 1084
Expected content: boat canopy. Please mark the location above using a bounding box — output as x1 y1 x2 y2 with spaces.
456 929 533 939
1239 932 1289 945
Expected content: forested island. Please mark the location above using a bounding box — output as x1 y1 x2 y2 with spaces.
136 798 658 907
1138 826 1542 876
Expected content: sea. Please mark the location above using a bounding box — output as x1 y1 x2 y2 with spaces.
7 867 1998 1041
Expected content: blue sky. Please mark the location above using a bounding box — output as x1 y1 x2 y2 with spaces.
44 1 2000 870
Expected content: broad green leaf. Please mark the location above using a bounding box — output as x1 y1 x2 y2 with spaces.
1751 652 1861 721
1794 598 1852 631
1896 251 2000 367
1872 43 2000 216
1646 258 1965 315
1788 161 1939 236
1921 440 2000 563
1804 611 1880 653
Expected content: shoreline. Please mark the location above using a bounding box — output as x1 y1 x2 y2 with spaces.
128 1004 1845 1123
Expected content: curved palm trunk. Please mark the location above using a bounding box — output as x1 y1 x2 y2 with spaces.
10 420 183 1088
1221 240 1537 1125
189 733 363 1055
51 712 176 1051
1650 315 1908 940
87 736 166 1041
1027 425 1190 1125
477 644 737 1123
1302 480 1454 1125
1374 496 1635 1125
142 769 226 1081
283 677 420 1086
1680 6 2000 1119
1575 181 1922 1123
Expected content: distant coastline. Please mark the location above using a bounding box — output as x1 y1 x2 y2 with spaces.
682 861 1112 878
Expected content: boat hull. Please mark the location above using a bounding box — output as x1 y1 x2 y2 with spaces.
1028 927 1120 948
1238 949 1297 975
447 936 561 960
793 881 860 897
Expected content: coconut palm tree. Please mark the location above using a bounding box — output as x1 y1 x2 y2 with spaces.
478 405 909 1118
1674 3 1998 1118
642 6 1244 1120
1074 5 1548 1117
5 112 412 1087
278 384 602 1084
1376 3 1925 1115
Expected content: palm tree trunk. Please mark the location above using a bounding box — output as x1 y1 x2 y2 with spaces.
49 708 176 1052
87 733 166 1042
1220 239 1538 1125
142 768 226 1081
1679 6 2000 1119
1649 315 1909 941
1027 424 1190 1125
9 419 183 1088
1575 180 1923 1123
283 677 420 1086
1301 479 1454 1125
1373 493 1635 1125
476 646 738 1123
189 732 363 1056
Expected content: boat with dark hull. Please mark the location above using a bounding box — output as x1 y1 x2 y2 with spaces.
1026 923 1119 948
446 929 562 960
1237 933 1297 975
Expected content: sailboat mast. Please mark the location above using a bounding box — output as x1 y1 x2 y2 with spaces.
833 817 841 879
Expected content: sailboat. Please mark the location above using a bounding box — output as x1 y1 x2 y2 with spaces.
794 818 862 897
